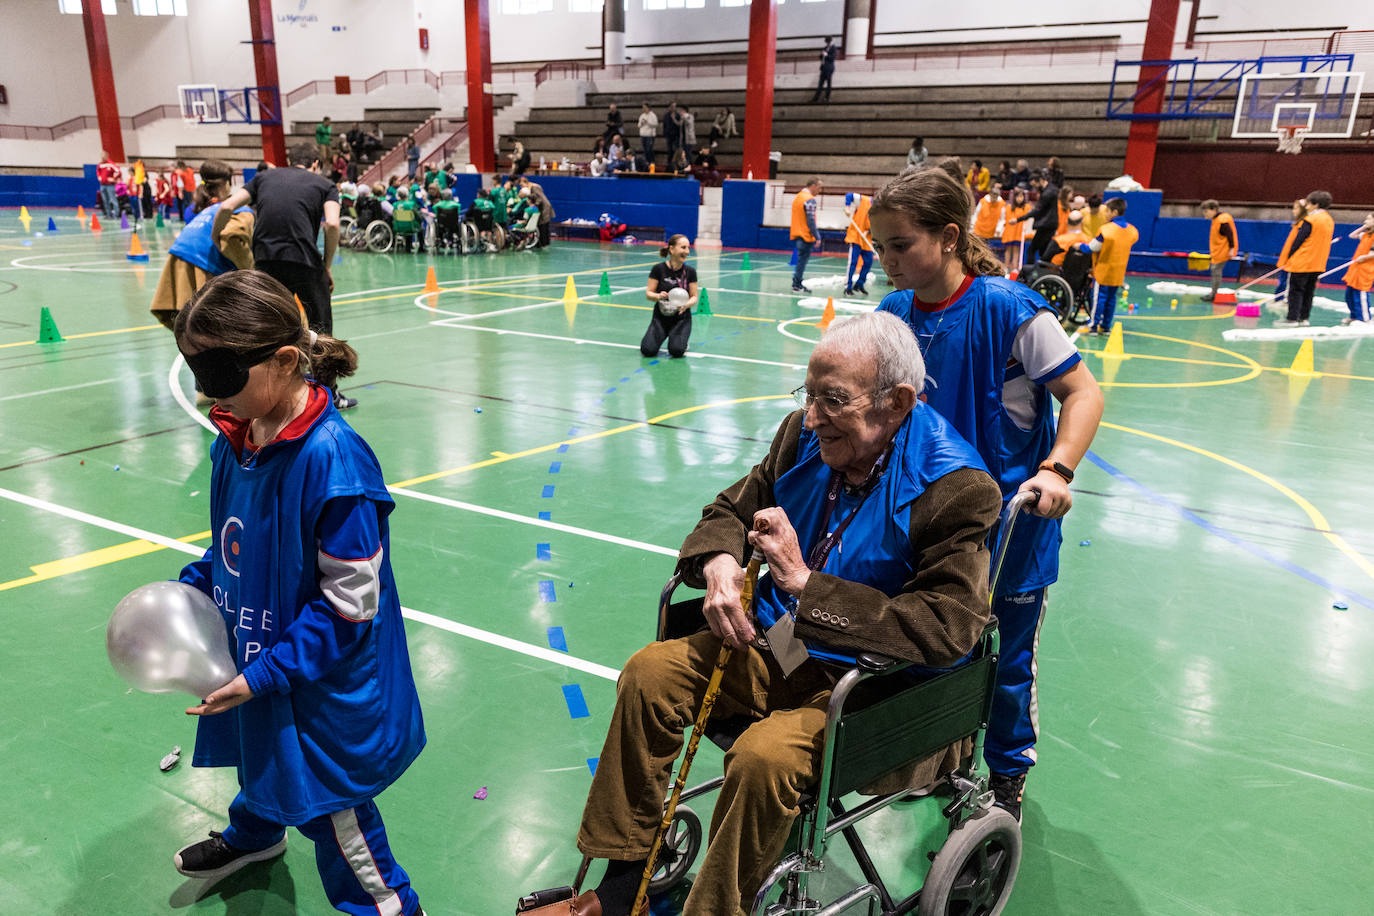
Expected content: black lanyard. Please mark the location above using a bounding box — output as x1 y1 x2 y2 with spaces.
805 441 892 571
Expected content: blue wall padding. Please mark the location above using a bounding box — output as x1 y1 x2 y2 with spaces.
530 175 699 239
1103 190 1161 250
1130 213 1364 275
0 173 95 209
722 180 766 248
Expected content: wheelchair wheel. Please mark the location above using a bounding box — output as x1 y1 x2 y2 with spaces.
461 222 479 254
647 804 702 894
1029 274 1079 326
364 220 393 253
918 806 1021 916
492 224 508 250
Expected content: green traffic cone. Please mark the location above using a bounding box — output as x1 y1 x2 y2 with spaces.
598 270 611 296
741 252 751 271
155 211 165 228
697 287 713 315
37 307 63 343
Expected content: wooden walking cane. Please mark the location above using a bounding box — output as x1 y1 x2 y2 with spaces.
632 555 763 914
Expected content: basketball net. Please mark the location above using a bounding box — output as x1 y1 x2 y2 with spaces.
1276 126 1308 155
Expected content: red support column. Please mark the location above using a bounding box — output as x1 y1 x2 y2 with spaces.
1122 0 1181 187
743 0 777 181
246 0 286 167
464 0 495 173
80 0 124 162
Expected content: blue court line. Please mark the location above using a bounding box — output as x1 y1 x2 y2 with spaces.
536 543 551 561
548 461 562 474
1084 450 1374 611
605 386 617 394
568 426 580 436
563 685 590 719
619 377 630 383
538 580 558 603
557 443 570 454
542 485 555 498
538 511 552 520
547 626 567 652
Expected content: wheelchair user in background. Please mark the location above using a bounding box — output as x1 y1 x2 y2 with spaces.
464 189 500 253
1018 209 1095 328
518 311 1003 916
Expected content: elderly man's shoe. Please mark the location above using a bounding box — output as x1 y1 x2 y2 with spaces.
517 889 648 916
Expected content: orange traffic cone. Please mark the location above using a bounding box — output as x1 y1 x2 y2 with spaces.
424 266 440 295
126 232 148 261
76 204 86 222
91 214 102 231
819 297 836 331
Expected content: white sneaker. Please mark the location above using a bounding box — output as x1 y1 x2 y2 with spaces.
1341 317 1354 326
1273 319 1301 328
1299 320 1310 327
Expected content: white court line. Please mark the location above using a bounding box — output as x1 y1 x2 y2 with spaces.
415 294 560 321
0 485 621 682
435 323 807 369
0 372 157 402
777 316 822 345
169 354 216 433
388 487 678 557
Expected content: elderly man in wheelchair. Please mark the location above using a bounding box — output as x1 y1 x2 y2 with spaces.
520 311 1013 916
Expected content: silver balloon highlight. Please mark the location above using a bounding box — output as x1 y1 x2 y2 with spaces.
107 581 237 699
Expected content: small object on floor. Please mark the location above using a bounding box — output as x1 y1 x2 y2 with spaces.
160 746 182 772
114 465 120 471
474 407 482 413
174 831 287 882
1079 539 1091 547
1333 600 1349 611
474 786 488 800
1170 299 1178 307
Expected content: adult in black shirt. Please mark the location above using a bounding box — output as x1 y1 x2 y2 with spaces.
811 37 838 102
1019 174 1060 263
641 234 698 358
602 103 623 143
212 142 347 405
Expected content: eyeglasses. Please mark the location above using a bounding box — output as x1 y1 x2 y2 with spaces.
791 385 881 416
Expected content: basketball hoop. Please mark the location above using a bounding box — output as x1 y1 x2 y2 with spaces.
1276 125 1308 154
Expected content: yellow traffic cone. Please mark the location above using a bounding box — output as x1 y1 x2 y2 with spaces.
1102 323 1126 359
563 275 578 303
1284 338 1316 377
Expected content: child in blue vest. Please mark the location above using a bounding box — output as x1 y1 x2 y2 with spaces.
171 270 427 916
149 160 254 331
869 166 1104 822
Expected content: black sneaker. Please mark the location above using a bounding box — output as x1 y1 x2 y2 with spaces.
792 284 811 294
844 286 854 296
174 831 287 881
335 394 359 410
988 772 1025 822
854 284 869 295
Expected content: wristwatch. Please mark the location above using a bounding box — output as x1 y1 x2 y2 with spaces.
1039 461 1074 483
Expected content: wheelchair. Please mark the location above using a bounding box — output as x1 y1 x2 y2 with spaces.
434 207 463 254
1019 247 1094 327
520 491 1034 916
507 212 541 251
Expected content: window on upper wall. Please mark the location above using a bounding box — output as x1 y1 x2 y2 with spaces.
131 0 189 13
568 0 605 11
644 0 706 10
501 0 555 12
59 0 119 14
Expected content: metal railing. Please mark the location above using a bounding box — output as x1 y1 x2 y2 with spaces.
357 114 464 187
420 123 471 170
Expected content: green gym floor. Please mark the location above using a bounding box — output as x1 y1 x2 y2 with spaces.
2 209 1371 916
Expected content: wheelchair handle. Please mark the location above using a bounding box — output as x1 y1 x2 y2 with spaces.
988 488 1039 603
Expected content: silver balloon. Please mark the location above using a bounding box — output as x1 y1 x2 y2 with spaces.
107 581 237 699
661 286 690 314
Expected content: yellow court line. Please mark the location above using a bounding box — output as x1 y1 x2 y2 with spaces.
0 323 162 349
390 394 791 489
0 529 211 593
1085 331 1263 389
1118 307 1237 321
1081 330 1374 384
1102 420 1374 585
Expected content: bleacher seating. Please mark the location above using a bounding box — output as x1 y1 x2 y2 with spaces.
505 83 1129 193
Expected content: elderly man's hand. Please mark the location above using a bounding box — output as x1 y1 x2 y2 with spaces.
702 552 754 650
748 508 810 597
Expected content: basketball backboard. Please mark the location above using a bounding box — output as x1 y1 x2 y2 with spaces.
178 84 222 124
1231 70 1363 140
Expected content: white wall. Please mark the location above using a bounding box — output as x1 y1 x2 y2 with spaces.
621 0 844 63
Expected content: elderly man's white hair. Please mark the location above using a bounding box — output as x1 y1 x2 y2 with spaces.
813 311 926 397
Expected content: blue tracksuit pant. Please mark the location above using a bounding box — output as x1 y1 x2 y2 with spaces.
846 244 873 290
1092 283 1121 330
223 791 421 915
1346 285 1371 322
985 588 1047 776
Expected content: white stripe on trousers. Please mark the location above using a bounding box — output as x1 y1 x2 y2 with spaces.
331 807 403 916
1025 591 1047 764
1360 290 1371 322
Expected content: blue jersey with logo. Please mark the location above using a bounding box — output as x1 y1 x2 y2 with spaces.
878 276 1066 594
753 403 989 664
167 201 252 275
178 390 425 824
